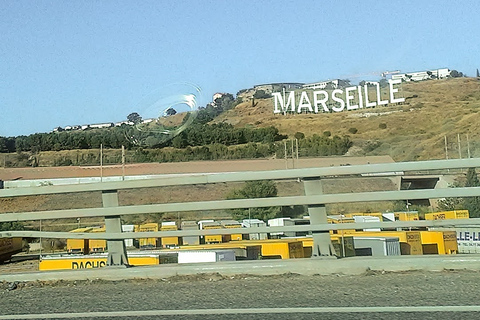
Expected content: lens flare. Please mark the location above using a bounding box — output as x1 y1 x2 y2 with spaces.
129 83 203 147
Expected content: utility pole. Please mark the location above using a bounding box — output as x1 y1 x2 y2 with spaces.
39 220 42 258
122 145 125 181
444 136 448 160
295 138 299 160
457 134 462 159
284 140 288 169
467 134 471 158
100 144 103 182
291 139 295 169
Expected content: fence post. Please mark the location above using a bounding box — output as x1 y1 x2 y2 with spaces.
303 177 336 257
102 190 129 266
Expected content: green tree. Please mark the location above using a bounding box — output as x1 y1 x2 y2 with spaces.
294 132 305 140
127 112 142 124
379 78 389 87
450 70 464 78
0 222 25 231
253 90 271 99
437 196 464 211
226 180 281 221
463 167 480 218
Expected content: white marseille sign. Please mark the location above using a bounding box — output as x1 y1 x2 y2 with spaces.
273 79 405 114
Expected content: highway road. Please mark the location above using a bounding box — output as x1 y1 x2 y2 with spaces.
1 256 480 319
1 271 479 319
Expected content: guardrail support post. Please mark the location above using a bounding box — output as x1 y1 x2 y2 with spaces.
303 177 336 257
102 190 129 267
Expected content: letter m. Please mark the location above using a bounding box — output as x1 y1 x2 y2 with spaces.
273 91 295 114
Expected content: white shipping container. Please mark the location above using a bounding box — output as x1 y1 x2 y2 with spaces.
382 213 395 222
242 219 267 240
353 216 381 231
456 227 480 254
181 221 200 246
353 237 401 256
122 225 135 248
268 218 295 237
198 220 215 230
177 250 236 264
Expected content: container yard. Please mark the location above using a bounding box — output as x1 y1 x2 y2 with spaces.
4 209 477 272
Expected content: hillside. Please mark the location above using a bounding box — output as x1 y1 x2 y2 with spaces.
216 78 480 161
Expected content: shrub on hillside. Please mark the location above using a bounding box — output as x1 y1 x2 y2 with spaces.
294 132 305 140
253 90 272 99
348 127 358 134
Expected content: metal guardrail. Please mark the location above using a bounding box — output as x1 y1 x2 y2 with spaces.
0 158 479 198
1 158 480 263
1 218 479 239
1 187 480 222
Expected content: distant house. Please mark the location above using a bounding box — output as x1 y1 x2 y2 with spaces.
212 92 225 101
381 70 401 79
237 83 304 100
115 121 134 127
89 122 114 129
391 68 451 82
302 79 340 90
253 83 304 92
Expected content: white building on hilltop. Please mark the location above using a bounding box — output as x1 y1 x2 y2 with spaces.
302 79 340 90
391 68 451 82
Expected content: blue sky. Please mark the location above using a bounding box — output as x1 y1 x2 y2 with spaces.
1 0 479 136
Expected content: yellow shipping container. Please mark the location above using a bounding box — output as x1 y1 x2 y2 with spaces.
260 241 304 259
420 231 458 254
425 210 469 220
160 224 179 248
203 223 222 244
234 239 304 259
89 227 107 253
39 254 160 271
138 223 159 249
443 231 459 254
328 216 356 235
394 212 419 221
222 225 243 242
66 228 92 254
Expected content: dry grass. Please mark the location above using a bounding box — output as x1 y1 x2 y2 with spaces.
0 177 398 231
217 78 480 161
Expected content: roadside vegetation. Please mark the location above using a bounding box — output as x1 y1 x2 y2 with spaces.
2 78 480 167
0 93 352 167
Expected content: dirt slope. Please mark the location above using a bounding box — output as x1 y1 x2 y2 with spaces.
217 78 480 161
